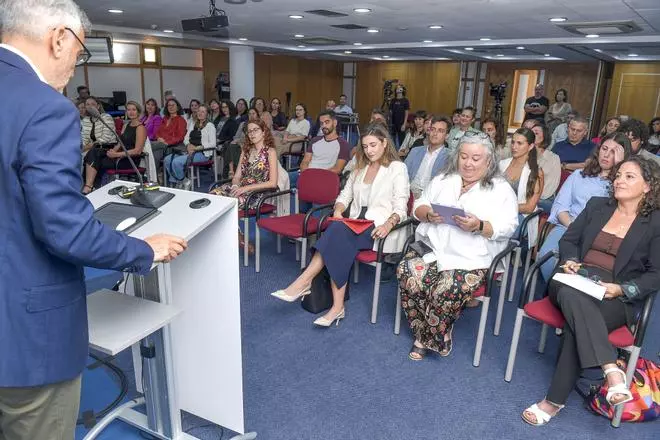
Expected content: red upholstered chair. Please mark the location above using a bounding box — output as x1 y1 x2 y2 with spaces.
113 117 124 134
559 169 572 189
104 153 148 184
504 250 657 428
188 147 218 188
254 169 340 272
350 191 415 324
208 180 277 267
394 236 518 367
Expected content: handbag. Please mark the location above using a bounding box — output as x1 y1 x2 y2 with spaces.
301 265 350 314
576 357 660 423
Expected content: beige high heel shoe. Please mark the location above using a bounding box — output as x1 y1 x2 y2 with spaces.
270 288 310 302
313 309 345 327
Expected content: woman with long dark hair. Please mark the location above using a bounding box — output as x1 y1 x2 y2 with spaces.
531 124 561 211
140 98 162 141
545 88 572 134
235 98 249 123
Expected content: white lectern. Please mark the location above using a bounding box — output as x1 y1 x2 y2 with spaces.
85 181 249 439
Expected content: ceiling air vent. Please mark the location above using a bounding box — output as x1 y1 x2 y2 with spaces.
556 20 642 36
305 9 349 18
296 37 346 45
331 24 368 30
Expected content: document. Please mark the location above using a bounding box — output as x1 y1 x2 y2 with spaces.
430 204 466 227
552 273 606 301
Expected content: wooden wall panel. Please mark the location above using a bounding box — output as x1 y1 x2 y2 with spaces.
355 61 461 122
202 49 229 103
482 62 599 126
606 62 660 123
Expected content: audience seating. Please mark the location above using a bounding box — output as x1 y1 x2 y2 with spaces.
188 147 219 188
281 140 308 171
254 169 340 272
394 235 518 367
504 250 657 427
208 180 277 267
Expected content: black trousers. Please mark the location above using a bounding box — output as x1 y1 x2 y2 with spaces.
545 282 629 405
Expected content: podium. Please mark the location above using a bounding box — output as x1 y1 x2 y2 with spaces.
85 181 248 439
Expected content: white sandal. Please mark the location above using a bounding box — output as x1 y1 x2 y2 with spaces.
604 368 633 406
521 402 564 426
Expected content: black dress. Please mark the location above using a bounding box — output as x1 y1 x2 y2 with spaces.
84 123 139 173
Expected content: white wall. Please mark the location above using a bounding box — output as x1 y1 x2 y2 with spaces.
143 68 162 104
162 70 204 107
87 66 143 104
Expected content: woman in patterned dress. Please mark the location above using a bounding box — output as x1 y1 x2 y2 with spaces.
397 133 519 360
210 118 278 251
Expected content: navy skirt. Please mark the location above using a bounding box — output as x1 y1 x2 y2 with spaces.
313 221 375 289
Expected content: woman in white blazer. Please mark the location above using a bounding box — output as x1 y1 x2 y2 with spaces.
164 104 216 186
399 132 519 361
271 123 410 327
498 127 544 248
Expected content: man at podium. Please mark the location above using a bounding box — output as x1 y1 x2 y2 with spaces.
0 1 187 439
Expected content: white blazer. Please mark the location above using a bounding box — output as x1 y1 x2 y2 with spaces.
335 161 410 253
184 122 217 157
498 158 539 248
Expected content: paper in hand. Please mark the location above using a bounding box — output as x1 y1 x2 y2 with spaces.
430 204 466 227
552 273 606 301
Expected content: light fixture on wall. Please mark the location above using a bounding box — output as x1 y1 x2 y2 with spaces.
143 47 157 63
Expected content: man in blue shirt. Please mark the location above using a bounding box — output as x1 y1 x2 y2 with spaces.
552 116 596 171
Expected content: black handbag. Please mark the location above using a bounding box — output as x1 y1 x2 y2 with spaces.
301 266 350 314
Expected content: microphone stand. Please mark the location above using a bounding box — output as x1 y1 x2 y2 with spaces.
87 108 174 208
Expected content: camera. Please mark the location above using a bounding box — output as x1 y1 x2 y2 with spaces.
489 81 507 102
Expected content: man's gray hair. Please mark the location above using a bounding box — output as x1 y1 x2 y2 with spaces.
440 132 501 189
0 0 91 41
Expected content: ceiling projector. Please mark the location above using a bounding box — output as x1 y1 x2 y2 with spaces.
181 15 229 32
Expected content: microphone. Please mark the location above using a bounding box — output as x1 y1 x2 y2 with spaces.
86 108 174 208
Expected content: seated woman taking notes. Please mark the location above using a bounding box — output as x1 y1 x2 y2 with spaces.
522 156 660 426
398 133 518 360
271 123 410 327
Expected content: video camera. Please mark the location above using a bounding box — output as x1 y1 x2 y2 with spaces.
489 81 507 103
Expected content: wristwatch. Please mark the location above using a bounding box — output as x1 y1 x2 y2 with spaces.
478 220 484 232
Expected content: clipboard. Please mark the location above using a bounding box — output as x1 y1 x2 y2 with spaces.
430 204 466 227
328 218 375 235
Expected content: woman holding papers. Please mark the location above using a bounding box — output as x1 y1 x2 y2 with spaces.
271 123 410 327
398 132 518 360
522 156 660 426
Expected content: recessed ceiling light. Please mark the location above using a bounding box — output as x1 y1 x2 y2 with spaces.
480 37 491 41
382 55 390 58
353 8 372 13
594 48 603 53
289 15 304 19
423 40 432 43
294 34 304 38
108 9 123 14
297 45 305 48
428 25 443 29
496 54 504 57
585 34 599 38
516 46 525 50
367 28 379 33
344 50 352 54
549 17 567 22
628 53 639 57
464 47 474 51
544 53 551 57
238 38 248 42
163 29 174 33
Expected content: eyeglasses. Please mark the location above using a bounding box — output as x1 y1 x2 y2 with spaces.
65 27 91 66
247 127 262 135
429 128 447 134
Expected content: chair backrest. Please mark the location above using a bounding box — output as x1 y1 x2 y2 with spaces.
406 190 414 215
113 117 124 133
297 169 340 204
558 169 572 192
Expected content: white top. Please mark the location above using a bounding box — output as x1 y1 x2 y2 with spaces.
498 158 539 247
356 182 372 209
537 148 561 199
285 118 311 137
335 104 353 114
414 173 518 271
410 146 443 196
184 121 217 157
0 44 46 83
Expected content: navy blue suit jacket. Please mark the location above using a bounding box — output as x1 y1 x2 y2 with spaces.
0 47 154 387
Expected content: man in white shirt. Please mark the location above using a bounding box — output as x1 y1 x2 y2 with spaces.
335 94 353 114
405 116 451 199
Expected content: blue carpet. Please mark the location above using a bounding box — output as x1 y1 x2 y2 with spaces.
77 174 659 439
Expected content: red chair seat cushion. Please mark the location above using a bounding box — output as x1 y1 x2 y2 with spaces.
608 326 634 348
257 214 327 238
191 160 213 167
356 250 377 263
240 204 275 218
106 168 146 175
524 297 566 329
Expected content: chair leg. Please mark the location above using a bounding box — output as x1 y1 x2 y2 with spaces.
523 246 533 282
494 254 511 336
538 324 549 353
505 309 526 382
473 297 490 367
370 263 382 324
508 247 521 302
300 237 307 270
612 346 641 427
394 285 402 335
276 234 282 254
295 240 301 261
255 226 261 273
243 218 249 267
353 262 359 283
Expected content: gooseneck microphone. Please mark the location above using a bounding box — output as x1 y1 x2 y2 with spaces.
86 108 174 208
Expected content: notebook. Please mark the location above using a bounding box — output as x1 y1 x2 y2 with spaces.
552 273 606 301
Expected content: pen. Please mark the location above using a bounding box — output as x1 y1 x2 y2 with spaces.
559 263 582 270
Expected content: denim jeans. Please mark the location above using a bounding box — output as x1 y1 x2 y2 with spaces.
538 223 567 281
538 196 555 213
164 152 206 183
